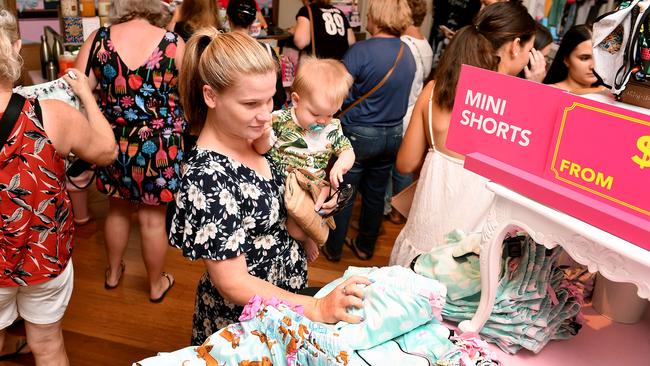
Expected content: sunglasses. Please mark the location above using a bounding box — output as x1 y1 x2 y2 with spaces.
321 184 354 218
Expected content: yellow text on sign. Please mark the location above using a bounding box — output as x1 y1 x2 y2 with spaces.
631 135 650 169
559 159 614 191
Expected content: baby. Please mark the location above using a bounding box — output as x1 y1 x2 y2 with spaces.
254 57 355 262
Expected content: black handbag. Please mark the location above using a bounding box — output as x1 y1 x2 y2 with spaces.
0 93 26 148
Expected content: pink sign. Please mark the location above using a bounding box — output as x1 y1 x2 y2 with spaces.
545 99 650 219
446 66 564 176
447 65 650 248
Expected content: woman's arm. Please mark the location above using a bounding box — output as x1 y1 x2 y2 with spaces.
205 255 370 324
347 28 356 47
293 15 312 50
396 81 433 174
175 36 186 71
41 69 117 166
167 7 180 31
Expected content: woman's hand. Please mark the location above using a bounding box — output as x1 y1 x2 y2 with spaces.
313 276 372 323
63 68 93 101
524 48 547 83
439 25 456 40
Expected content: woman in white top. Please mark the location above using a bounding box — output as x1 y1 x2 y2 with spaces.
389 2 537 267
401 0 433 129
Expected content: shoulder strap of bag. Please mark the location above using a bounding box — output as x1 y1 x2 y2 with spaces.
307 5 316 55
336 43 405 118
0 93 27 148
84 28 103 76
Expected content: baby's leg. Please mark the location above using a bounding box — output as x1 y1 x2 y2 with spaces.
302 237 320 263
286 216 309 242
286 217 319 262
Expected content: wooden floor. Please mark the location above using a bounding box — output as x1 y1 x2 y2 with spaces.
4 186 404 365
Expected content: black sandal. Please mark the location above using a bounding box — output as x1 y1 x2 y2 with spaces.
320 245 341 263
0 336 30 361
345 237 372 260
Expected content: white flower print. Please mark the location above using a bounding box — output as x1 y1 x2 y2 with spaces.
269 197 279 225
289 276 304 289
243 216 256 230
187 184 200 201
225 198 238 215
290 245 300 264
204 223 218 239
176 195 185 209
196 226 210 245
253 235 276 250
203 318 213 332
194 191 208 211
225 228 245 251
219 190 238 216
202 293 215 307
240 183 261 200
204 160 223 175
183 221 194 237
267 263 279 281
234 228 245 244
229 158 242 169
225 235 239 251
215 317 230 330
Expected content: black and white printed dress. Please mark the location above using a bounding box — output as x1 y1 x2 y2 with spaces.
169 148 307 345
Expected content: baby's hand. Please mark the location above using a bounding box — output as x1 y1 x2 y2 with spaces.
329 162 348 188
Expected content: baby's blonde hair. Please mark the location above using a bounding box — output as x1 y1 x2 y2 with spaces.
292 57 353 107
0 9 21 83
179 28 276 133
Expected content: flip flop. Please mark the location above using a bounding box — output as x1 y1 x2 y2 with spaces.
104 261 125 290
0 337 30 361
321 244 341 262
345 237 372 261
149 272 174 303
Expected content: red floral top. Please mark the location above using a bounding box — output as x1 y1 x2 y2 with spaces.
0 97 74 287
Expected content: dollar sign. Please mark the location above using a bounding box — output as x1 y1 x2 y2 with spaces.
632 135 650 169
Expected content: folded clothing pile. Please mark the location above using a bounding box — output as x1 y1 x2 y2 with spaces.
415 232 584 354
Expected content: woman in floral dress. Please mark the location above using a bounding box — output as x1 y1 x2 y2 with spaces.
170 29 369 345
75 0 185 301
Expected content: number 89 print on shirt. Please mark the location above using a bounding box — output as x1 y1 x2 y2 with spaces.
296 4 352 60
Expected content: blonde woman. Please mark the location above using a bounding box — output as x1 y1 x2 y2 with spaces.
322 0 416 262
0 9 116 364
169 30 369 345
75 0 186 302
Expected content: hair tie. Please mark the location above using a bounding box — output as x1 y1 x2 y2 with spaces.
197 35 212 57
475 25 481 34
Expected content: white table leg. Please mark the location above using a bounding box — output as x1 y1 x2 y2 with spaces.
458 200 514 333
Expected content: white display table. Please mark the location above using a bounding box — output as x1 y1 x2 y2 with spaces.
458 182 650 333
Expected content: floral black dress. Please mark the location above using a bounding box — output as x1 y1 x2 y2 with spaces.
169 148 307 345
88 27 186 205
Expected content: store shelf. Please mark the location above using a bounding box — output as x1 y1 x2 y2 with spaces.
17 8 58 19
